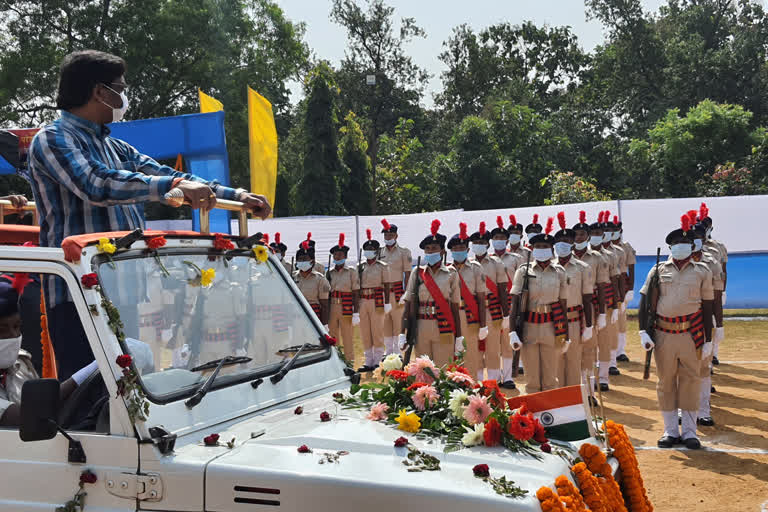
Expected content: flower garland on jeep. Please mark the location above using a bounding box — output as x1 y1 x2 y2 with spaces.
606 421 653 512
334 355 547 458
579 443 627 512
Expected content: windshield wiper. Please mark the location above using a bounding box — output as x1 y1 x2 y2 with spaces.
270 342 311 385
185 356 252 408
276 343 324 355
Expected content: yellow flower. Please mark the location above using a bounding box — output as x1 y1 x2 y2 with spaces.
253 245 269 263
395 409 421 433
97 237 116 254
200 268 215 287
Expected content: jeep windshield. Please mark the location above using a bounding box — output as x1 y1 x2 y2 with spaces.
96 249 330 402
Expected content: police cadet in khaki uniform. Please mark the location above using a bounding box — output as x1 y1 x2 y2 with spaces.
639 215 714 449
358 229 390 371
553 212 594 387
606 215 627 376
507 214 529 257
470 222 510 383
448 223 488 380
524 214 543 248
596 211 624 390
572 211 607 386
510 218 568 393
379 218 412 356
270 232 293 274
402 220 462 367
294 241 331 328
615 221 637 363
698 203 728 364
327 233 360 363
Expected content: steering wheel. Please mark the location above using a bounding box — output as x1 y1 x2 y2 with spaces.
58 370 109 431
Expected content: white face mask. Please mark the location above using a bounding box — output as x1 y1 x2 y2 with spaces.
532 247 553 262
669 243 693 260
590 235 604 247
693 239 703 252
706 227 713 239
384 239 397 247
0 335 22 369
100 85 129 123
574 240 589 251
492 239 507 251
602 232 612 243
363 250 377 260
508 233 521 245
296 261 312 272
554 242 573 257
471 243 488 256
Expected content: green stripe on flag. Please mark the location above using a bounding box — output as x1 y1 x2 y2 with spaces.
545 420 591 442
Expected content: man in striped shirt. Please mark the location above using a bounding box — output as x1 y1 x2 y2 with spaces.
28 50 271 379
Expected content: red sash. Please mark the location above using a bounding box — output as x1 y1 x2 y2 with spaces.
420 269 456 335
484 277 503 321
505 269 513 293
457 273 480 324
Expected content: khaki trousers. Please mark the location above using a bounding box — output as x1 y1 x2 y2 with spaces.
654 330 702 411
558 321 583 387
459 313 481 378
481 316 502 371
383 300 405 338
581 305 599 372
597 309 616 363
618 308 627 334
522 341 559 393
329 303 354 362
359 298 384 351
415 318 454 367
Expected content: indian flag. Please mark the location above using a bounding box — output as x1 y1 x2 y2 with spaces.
507 385 593 442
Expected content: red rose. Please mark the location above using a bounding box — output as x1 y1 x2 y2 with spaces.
320 411 331 422
480 380 506 409
472 464 490 477
446 364 470 376
394 436 408 447
294 406 303 415
386 370 409 381
332 392 343 399
116 354 133 368
213 233 235 251
79 470 97 485
80 273 99 288
406 382 428 392
324 334 337 346
507 412 536 442
533 418 548 444
541 443 552 453
203 434 220 446
146 236 167 250
483 417 503 447
297 444 311 453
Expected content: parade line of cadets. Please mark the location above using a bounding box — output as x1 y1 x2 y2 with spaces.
263 204 728 447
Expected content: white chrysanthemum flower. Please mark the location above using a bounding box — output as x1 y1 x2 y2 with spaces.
380 353 403 372
449 389 470 418
461 423 485 447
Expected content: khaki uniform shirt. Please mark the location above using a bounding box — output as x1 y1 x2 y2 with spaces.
613 243 628 274
360 260 387 290
509 245 531 259
600 245 620 277
473 255 508 288
621 241 637 267
451 261 487 298
328 265 360 293
557 257 593 307
379 244 412 284
700 255 724 292
574 249 609 286
511 261 568 344
705 239 728 264
404 264 460 304
496 251 522 287
0 352 38 419
313 261 325 274
640 260 714 317
295 271 331 304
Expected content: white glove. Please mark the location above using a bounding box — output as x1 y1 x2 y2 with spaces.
501 316 510 329
323 324 330 333
398 333 408 351
722 291 727 306
597 314 607 329
611 309 619 323
509 331 522 351
625 290 634 303
454 336 465 354
620 301 627 312
560 339 571 355
384 303 393 314
701 342 713 358
478 326 489 339
72 360 99 386
714 326 725 343
352 312 360 326
639 330 654 351
582 326 593 341
398 296 406 306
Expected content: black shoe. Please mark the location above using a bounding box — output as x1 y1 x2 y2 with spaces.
599 383 609 392
711 385 717 393
357 365 374 373
609 367 620 376
616 354 630 362
684 437 702 450
517 367 524 375
657 435 680 448
501 380 516 390
712 356 720 365
697 417 715 427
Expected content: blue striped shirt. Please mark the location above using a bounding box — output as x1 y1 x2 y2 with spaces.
29 111 238 306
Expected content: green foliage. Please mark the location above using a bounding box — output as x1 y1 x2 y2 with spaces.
338 111 372 215
541 170 612 205
695 163 762 197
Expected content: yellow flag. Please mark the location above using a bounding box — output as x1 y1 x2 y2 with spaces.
247 87 277 213
198 88 224 113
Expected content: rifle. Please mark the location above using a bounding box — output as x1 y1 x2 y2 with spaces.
512 250 533 378
403 256 421 365
643 247 662 380
326 254 333 283
357 248 364 284
291 256 296 282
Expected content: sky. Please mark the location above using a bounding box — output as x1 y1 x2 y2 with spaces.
276 0 669 106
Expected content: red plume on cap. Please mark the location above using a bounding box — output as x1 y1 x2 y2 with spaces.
381 218 391 231
687 210 698 227
338 233 345 247
306 232 312 241
557 211 566 230
301 240 309 250
263 233 269 245
459 222 468 239
496 215 504 229
479 221 486 236
579 211 586 224
366 229 372 240
11 273 31 295
431 219 441 236
532 214 539 225
509 214 517 226
597 211 604 223
681 214 691 233
275 232 281 244
699 202 709 221
545 217 554 235
603 210 610 222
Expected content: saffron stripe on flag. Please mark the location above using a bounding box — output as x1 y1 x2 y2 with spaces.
507 385 583 412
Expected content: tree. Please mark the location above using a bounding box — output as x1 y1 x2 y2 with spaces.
330 0 430 213
541 170 612 205
338 111 372 215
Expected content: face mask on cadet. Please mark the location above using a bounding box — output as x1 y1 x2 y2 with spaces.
0 335 22 369
693 239 703 252
574 240 589 251
424 252 442 266
554 242 573 258
492 239 507 251
472 243 488 256
508 233 521 245
100 84 129 123
669 243 693 260
384 239 397 247
590 235 603 247
334 258 347 267
451 250 468 263
602 232 612 243
363 250 377 260
296 261 312 272
532 247 553 262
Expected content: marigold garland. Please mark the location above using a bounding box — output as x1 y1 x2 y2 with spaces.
572 462 607 512
606 421 654 512
536 486 567 512
578 444 626 512
555 475 587 512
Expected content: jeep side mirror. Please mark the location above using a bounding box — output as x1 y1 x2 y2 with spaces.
19 379 59 442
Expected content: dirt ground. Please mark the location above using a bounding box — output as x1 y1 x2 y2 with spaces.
350 316 768 511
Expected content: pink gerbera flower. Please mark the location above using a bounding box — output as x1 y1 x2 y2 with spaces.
405 355 438 384
367 402 390 421
447 371 476 388
463 395 492 425
412 385 439 411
